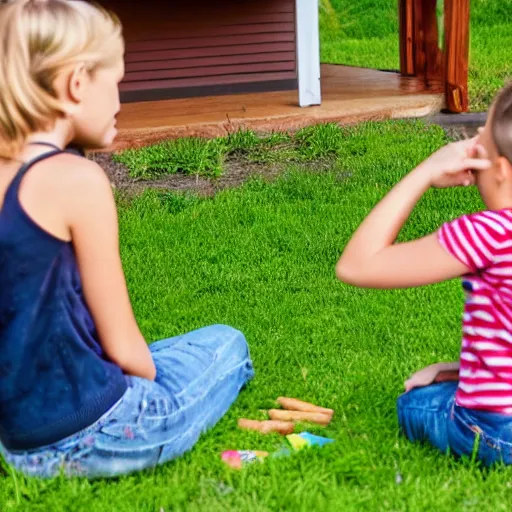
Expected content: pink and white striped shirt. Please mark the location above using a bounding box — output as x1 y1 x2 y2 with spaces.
438 209 512 413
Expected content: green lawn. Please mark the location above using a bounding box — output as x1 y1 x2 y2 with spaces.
5 121 512 511
2 1 510 508
320 0 512 111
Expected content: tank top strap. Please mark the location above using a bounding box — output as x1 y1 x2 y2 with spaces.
7 148 64 198
27 141 62 151
28 142 85 157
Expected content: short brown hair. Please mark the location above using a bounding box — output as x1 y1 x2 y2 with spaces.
491 82 512 164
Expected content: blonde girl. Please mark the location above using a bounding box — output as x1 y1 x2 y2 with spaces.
0 0 253 478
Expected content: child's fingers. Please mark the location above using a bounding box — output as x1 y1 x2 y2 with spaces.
404 379 414 392
473 144 489 159
462 170 476 187
463 157 492 171
460 135 479 145
461 135 479 152
466 144 489 163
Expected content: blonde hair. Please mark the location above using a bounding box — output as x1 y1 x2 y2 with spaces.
492 82 512 165
0 0 124 159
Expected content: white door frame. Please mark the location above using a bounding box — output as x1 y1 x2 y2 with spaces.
296 0 321 107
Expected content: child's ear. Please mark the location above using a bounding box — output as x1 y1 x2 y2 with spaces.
68 63 88 103
497 156 512 185
54 63 88 116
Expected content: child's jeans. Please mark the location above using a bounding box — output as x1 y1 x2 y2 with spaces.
0 324 254 479
397 381 512 466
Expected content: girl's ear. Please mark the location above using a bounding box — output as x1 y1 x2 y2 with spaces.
496 155 512 185
56 63 89 116
68 63 89 103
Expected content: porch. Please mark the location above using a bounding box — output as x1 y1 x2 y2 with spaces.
111 64 444 152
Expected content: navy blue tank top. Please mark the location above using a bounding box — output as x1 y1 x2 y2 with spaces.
0 147 127 451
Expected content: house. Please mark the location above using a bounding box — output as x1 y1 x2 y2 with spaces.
101 0 319 107
99 0 470 150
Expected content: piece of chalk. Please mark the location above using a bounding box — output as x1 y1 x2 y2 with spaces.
221 450 269 470
238 418 295 435
268 409 332 426
299 432 334 447
286 434 309 451
286 432 334 451
277 397 334 417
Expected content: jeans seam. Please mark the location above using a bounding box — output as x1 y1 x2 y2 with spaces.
138 357 252 423
94 359 252 453
453 407 512 448
399 405 447 413
156 330 246 400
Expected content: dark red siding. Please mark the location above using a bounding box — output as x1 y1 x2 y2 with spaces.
101 0 298 102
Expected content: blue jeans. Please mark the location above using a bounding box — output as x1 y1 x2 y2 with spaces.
397 382 512 466
0 324 254 478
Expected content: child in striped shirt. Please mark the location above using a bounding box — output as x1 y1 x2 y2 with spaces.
336 83 512 466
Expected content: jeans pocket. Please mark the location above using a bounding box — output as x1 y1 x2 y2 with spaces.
452 407 508 465
98 388 176 449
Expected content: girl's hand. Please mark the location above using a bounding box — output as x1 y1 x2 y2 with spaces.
418 136 492 189
404 363 443 392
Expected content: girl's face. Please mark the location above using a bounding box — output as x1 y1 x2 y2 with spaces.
69 58 124 149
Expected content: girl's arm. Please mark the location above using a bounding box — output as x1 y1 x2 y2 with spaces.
434 362 460 382
336 137 492 289
64 158 156 380
405 361 460 392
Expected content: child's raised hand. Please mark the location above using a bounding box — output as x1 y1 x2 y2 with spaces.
419 136 492 189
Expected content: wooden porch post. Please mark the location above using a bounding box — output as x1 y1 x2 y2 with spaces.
420 0 442 81
399 0 469 112
399 0 415 76
296 0 321 107
444 0 470 112
399 0 442 80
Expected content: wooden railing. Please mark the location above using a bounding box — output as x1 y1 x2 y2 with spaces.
399 0 470 112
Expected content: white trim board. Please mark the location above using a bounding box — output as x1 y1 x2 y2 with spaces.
296 0 321 107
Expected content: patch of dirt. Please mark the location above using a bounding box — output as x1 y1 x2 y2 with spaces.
90 121 481 195
89 153 327 196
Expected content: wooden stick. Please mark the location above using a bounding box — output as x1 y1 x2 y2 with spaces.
238 419 295 435
268 409 331 426
276 397 334 418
